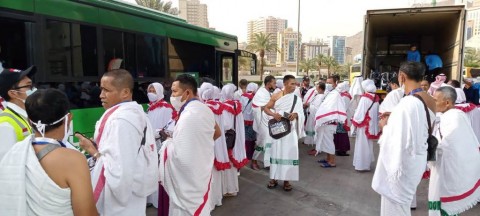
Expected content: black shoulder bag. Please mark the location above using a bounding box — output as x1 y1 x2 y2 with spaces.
225 102 236 149
268 95 297 140
413 94 438 161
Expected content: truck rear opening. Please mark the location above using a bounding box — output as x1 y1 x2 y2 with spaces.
363 6 466 86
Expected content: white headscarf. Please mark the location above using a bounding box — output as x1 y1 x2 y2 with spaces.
246 82 259 93
336 82 349 93
349 76 364 97
148 82 165 101
199 82 214 100
213 86 221 101
361 79 376 93
276 80 284 89
221 83 237 101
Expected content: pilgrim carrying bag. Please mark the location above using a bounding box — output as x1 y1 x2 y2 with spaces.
225 102 236 149
413 94 438 161
268 95 297 140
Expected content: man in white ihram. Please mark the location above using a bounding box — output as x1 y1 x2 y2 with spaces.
159 74 220 216
251 75 276 169
428 86 480 216
372 62 436 216
263 75 304 191
77 69 158 215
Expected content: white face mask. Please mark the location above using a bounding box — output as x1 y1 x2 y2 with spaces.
325 83 333 92
147 93 158 102
62 114 71 144
14 87 37 103
170 94 186 111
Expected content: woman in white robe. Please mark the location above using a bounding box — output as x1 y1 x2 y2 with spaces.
199 83 230 209
146 82 176 212
221 84 247 196
352 80 380 171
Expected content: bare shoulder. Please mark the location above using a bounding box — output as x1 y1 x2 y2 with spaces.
45 148 88 168
271 91 283 101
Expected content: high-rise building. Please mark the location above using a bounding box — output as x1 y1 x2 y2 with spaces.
329 36 346 64
178 0 209 28
301 41 329 61
247 16 288 64
276 28 302 66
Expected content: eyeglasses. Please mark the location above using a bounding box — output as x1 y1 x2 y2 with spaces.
12 84 34 90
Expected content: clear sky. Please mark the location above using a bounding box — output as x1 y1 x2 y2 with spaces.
123 0 411 42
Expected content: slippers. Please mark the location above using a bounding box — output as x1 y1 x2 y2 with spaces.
251 163 260 170
317 159 328 164
320 162 336 168
308 149 317 155
283 183 293 192
267 180 278 189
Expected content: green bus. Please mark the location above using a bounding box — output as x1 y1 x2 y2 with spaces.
0 0 256 137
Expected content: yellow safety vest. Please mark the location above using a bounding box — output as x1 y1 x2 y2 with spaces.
0 108 32 142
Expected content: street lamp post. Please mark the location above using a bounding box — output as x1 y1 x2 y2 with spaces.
296 0 301 76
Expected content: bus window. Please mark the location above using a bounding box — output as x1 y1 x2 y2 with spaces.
103 29 125 72
46 20 97 77
136 35 166 78
0 17 31 69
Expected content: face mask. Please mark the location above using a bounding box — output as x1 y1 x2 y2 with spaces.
26 87 37 97
62 114 71 144
170 92 186 111
13 87 37 103
147 93 158 102
325 84 333 91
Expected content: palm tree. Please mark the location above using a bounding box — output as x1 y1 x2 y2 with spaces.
323 56 338 77
299 59 316 77
247 32 277 81
135 0 179 15
314 54 325 78
465 47 480 68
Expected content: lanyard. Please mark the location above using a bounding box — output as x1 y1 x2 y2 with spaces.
32 137 66 147
408 88 423 96
178 98 198 117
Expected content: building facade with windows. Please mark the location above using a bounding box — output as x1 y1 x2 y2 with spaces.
247 16 287 64
276 28 301 66
329 36 346 64
179 0 209 28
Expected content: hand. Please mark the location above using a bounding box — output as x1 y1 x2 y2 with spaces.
288 113 298 121
303 103 309 109
378 113 390 130
74 133 96 155
273 113 283 121
159 130 170 142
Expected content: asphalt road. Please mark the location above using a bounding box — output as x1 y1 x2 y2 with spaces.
148 138 480 216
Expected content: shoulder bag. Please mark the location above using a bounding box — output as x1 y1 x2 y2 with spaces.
413 94 438 161
268 95 297 140
225 102 236 149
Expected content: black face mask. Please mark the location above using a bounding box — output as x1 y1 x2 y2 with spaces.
268 87 275 92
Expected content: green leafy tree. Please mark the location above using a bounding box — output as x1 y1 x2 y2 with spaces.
465 47 480 68
247 32 277 81
135 0 179 15
314 54 325 78
299 59 316 77
323 56 338 77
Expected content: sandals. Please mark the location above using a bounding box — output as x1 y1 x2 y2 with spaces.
317 159 328 164
308 149 317 155
320 162 336 168
251 163 260 170
267 180 278 189
283 183 293 192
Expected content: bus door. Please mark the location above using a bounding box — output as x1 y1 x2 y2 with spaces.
235 50 257 85
0 12 35 70
216 50 236 86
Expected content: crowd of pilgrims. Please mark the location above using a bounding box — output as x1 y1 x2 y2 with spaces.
0 61 479 216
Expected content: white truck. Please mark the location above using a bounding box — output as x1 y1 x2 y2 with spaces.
362 5 466 87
